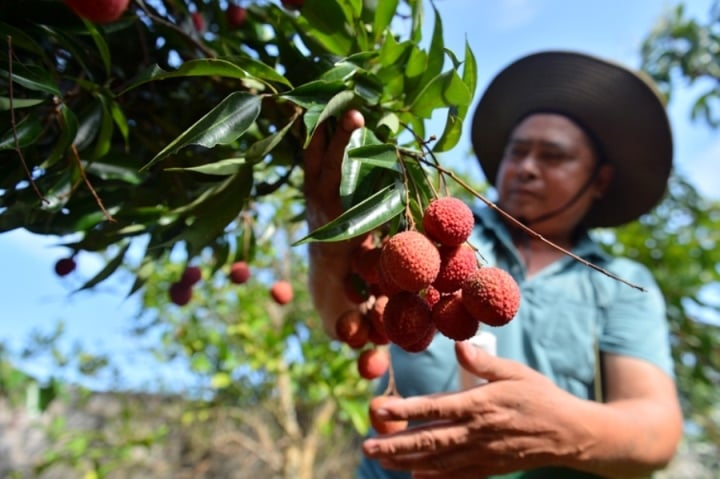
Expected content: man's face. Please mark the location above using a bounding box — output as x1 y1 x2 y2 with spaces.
495 113 611 236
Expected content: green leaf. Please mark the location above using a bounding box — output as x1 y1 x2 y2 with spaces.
0 114 44 150
410 69 472 119
0 63 60 96
0 97 46 110
373 0 400 43
82 18 111 78
143 92 262 171
42 104 78 168
166 158 248 176
294 0 355 56
75 242 131 292
303 89 358 147
295 182 404 244
245 110 300 163
414 5 445 103
434 40 478 152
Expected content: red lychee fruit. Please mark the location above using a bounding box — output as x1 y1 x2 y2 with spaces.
369 395 408 435
461 267 521 327
191 11 205 32
229 261 251 284
180 265 202 287
357 347 390 380
226 4 247 29
343 272 370 304
54 257 76 277
367 296 390 345
423 285 441 308
169 281 193 306
383 292 435 351
402 325 437 353
335 310 369 349
351 246 382 285
281 0 304 10
380 231 441 292
64 0 130 24
432 292 478 341
422 197 475 246
432 244 479 293
270 280 293 305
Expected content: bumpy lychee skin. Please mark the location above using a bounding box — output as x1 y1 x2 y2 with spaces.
402 326 437 353
367 296 390 345
64 0 130 24
383 292 434 351
54 257 76 277
351 246 382 285
380 231 441 292
180 265 202 287
423 285 441 308
422 197 475 246
369 395 408 435
357 348 390 380
270 280 293 305
335 310 369 349
229 261 251 284
461 267 521 327
432 292 478 341
433 244 479 293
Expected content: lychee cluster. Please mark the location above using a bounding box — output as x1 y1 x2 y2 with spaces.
335 197 521 361
169 265 203 306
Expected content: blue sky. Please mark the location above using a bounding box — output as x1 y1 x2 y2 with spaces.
1 0 716 389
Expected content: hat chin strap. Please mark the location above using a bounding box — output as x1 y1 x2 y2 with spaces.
516 166 600 229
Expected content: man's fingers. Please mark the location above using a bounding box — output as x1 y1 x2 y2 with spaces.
455 340 524 383
363 419 472 458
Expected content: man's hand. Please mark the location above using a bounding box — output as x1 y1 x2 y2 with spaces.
361 341 590 478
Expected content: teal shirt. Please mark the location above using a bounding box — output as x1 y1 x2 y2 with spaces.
357 208 674 479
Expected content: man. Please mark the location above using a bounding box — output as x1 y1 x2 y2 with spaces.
304 51 683 478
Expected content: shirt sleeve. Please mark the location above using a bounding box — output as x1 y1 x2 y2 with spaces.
596 258 675 377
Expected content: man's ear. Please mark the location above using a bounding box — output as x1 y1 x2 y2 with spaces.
594 163 614 198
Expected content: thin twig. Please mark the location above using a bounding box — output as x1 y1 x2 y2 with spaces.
7 35 46 204
70 144 116 222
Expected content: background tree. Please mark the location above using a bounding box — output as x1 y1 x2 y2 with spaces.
638 0 720 459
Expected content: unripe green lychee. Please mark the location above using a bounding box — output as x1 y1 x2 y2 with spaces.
270 280 293 305
422 197 475 246
433 244 479 293
383 292 434 351
64 0 130 24
461 267 521 327
432 292 478 341
380 231 441 292
357 347 390 380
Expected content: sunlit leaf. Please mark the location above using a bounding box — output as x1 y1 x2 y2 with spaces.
143 92 262 170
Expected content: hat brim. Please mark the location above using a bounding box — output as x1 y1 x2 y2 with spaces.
471 51 673 228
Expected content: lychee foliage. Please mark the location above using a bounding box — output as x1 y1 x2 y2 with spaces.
3 0 477 298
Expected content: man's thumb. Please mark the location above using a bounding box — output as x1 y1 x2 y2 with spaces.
455 340 517 383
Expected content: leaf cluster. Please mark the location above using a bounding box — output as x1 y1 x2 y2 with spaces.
0 0 477 294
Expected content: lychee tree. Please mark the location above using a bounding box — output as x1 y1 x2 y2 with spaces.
0 0 477 295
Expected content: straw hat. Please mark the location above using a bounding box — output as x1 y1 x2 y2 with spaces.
471 51 673 227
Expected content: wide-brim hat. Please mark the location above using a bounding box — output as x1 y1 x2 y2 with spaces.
471 50 673 228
